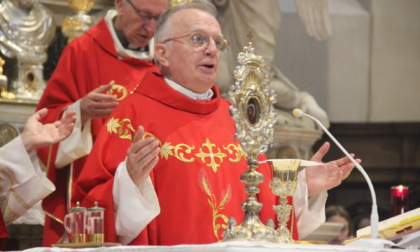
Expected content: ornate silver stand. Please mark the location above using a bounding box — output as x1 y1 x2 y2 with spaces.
222 39 278 242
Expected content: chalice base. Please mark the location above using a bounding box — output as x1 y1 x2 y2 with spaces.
222 216 278 242
277 225 294 244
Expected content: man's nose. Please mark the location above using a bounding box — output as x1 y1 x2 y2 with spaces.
144 20 157 33
205 39 218 55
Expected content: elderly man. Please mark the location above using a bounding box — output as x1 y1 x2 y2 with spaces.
74 0 357 245
35 0 168 246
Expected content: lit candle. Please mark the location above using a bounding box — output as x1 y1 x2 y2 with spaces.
390 185 409 216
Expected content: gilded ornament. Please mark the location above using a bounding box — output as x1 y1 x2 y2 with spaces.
0 56 14 99
62 0 94 42
222 36 278 242
169 0 193 8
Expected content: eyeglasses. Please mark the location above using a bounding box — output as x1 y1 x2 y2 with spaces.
161 33 230 52
126 0 160 22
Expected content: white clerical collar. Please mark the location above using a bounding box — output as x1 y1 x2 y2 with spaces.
164 78 214 102
104 10 154 61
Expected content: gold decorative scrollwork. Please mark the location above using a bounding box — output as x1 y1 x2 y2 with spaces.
106 81 128 101
224 144 247 162
107 122 244 167
106 117 135 140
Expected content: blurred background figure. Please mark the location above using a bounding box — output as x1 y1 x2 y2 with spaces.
325 205 351 245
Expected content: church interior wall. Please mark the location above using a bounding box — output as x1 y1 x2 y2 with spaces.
276 0 420 123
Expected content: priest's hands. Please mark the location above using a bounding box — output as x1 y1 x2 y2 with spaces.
306 142 359 196
80 83 119 125
126 126 160 187
21 108 76 152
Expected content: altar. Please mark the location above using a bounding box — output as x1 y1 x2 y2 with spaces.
21 241 417 252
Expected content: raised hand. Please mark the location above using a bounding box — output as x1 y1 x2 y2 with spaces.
306 142 359 196
79 83 119 124
126 126 160 187
21 108 77 152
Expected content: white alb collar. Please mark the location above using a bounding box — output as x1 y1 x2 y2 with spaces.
164 78 214 102
104 10 154 61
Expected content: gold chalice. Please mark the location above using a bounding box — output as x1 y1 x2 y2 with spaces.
261 159 321 243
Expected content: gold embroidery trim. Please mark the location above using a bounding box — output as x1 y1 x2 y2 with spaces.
106 80 128 101
107 118 245 169
106 117 135 140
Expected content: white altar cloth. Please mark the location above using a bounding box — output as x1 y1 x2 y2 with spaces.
21 241 418 252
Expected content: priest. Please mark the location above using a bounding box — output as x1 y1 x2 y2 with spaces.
35 0 168 246
74 0 357 245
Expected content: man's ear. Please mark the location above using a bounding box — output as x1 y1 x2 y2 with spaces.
154 44 169 67
115 0 124 15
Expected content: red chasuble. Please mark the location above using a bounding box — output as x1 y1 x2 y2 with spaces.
35 19 158 246
0 212 7 244
75 72 298 245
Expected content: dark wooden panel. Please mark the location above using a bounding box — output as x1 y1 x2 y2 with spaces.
317 122 420 227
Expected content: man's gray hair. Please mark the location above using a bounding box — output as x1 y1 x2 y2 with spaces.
154 0 218 45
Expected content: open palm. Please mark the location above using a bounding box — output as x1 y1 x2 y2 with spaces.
306 142 359 196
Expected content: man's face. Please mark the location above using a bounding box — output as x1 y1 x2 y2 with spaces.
116 0 168 47
158 9 222 93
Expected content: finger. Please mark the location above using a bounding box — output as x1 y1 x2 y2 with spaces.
138 146 160 169
90 92 118 102
335 154 353 167
62 111 77 123
130 152 159 186
131 138 158 158
61 113 76 130
142 154 160 175
311 142 330 162
85 100 118 112
92 101 119 109
127 140 159 179
342 159 359 177
34 108 48 120
94 83 114 93
132 126 145 144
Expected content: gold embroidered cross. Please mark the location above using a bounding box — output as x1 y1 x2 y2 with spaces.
196 138 227 172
